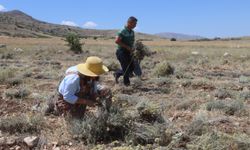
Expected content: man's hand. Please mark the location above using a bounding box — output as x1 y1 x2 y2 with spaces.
127 47 135 53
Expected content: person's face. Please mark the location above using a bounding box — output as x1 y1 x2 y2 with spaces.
80 74 99 82
127 20 137 29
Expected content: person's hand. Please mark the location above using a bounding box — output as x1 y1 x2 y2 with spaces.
99 88 111 97
85 100 96 107
127 47 135 53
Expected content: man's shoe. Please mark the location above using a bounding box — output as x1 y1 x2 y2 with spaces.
113 73 119 83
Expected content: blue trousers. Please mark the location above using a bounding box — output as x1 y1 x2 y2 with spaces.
115 49 134 85
133 59 142 76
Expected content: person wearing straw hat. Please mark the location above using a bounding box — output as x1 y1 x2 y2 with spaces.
46 56 111 118
114 16 137 86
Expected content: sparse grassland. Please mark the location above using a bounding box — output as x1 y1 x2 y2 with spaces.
0 36 250 149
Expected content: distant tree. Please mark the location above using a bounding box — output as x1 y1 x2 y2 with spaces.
65 33 83 53
170 38 177 41
214 37 221 40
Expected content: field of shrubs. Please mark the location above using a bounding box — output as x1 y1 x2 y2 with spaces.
0 36 250 149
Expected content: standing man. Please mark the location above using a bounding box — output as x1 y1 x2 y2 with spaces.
114 16 137 86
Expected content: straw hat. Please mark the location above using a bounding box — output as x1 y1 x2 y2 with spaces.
77 56 109 77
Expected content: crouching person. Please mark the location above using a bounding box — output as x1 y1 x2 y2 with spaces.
45 56 111 119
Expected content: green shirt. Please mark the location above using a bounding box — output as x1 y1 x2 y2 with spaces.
117 26 135 51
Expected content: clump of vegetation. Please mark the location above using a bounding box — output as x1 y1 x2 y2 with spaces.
187 131 250 150
6 75 23 86
65 33 83 53
170 38 177 41
133 40 152 61
176 99 199 111
1 52 14 59
187 111 209 136
206 100 244 115
0 68 15 83
239 75 250 83
215 89 231 99
5 87 30 99
175 69 194 79
191 78 215 91
105 59 120 71
153 61 174 77
126 122 167 145
239 90 250 101
69 94 168 145
0 113 45 133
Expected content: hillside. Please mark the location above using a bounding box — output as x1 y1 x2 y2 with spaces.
155 32 205 40
0 10 159 40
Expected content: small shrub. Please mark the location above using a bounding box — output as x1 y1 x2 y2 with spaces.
187 111 209 135
154 61 174 77
215 89 231 99
65 33 83 53
187 131 250 150
1 52 14 59
206 100 244 115
176 100 199 111
6 76 23 86
225 100 244 115
0 114 45 133
5 87 30 99
106 60 120 71
69 94 168 145
170 38 177 41
191 79 215 91
175 70 194 79
206 100 227 111
133 40 152 61
125 122 167 145
239 91 250 100
0 68 15 83
239 75 250 83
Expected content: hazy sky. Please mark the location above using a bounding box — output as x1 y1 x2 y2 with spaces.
0 0 249 38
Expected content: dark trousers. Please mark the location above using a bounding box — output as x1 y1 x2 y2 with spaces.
115 49 134 85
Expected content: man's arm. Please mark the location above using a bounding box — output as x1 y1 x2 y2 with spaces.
115 36 133 53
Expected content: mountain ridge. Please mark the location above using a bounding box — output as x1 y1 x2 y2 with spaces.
0 10 159 39
155 32 206 40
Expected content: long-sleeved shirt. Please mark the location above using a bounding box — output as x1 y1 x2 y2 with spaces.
58 66 104 104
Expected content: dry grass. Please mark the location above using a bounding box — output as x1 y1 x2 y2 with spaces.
1 36 250 149
0 113 45 133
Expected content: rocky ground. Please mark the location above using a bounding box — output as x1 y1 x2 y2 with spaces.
0 36 250 149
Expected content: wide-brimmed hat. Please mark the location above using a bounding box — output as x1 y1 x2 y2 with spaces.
77 56 109 77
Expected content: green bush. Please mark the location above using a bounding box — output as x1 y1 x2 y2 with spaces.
65 33 83 53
